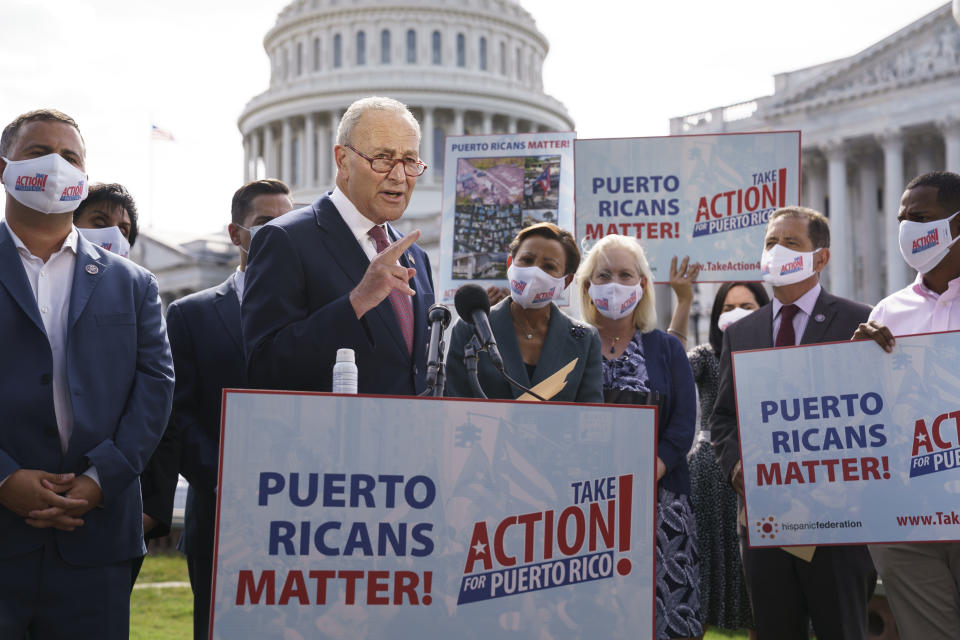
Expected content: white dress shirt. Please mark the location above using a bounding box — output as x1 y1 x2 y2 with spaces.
870 272 960 334
7 225 99 485
329 187 395 260
772 283 822 346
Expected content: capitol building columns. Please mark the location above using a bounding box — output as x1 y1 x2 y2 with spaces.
880 130 910 294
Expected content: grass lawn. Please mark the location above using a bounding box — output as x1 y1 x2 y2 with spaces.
130 553 753 639
131 553 192 640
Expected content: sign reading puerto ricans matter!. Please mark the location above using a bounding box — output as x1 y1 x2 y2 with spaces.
733 331 960 547
211 392 657 639
575 132 800 283
437 132 576 304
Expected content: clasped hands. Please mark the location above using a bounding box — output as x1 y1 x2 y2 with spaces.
0 469 102 531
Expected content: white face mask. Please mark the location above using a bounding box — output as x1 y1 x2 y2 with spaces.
78 226 130 258
507 264 566 309
236 224 264 255
588 281 643 320
2 153 88 214
760 245 821 286
898 210 960 274
717 306 754 331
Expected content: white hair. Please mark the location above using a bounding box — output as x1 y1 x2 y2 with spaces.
576 234 658 333
336 96 421 146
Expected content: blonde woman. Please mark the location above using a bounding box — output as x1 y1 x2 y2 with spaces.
577 234 701 640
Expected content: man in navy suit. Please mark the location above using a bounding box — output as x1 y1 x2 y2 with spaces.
242 96 435 394
168 178 292 639
0 109 174 637
710 207 875 640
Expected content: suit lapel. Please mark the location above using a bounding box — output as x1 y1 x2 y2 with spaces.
491 300 529 397
0 223 44 333
800 290 836 345
754 303 775 348
214 276 243 352
69 237 107 329
531 304 566 387
315 197 407 358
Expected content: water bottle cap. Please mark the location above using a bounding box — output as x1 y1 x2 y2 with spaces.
336 348 355 363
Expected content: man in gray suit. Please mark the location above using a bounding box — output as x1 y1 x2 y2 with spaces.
710 206 875 640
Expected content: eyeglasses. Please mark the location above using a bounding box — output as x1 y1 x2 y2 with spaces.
346 145 428 177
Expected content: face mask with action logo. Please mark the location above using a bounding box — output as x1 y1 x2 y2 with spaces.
588 281 643 320
507 264 566 309
898 210 960 274
717 306 754 331
760 245 821 286
78 226 130 258
1 153 88 214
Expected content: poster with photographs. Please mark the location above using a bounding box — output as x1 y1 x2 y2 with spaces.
438 132 575 305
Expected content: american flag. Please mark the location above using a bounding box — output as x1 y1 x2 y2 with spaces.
151 124 175 142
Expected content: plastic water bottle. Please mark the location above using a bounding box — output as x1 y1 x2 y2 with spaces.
332 348 358 394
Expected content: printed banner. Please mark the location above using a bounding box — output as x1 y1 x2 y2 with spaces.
437 132 576 304
211 392 656 639
733 331 960 547
575 132 801 282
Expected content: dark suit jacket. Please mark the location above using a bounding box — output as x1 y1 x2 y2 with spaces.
242 195 435 395
165 275 247 554
710 287 872 481
444 298 603 403
0 222 174 565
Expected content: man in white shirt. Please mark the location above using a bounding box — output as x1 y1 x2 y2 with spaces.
0 109 173 637
710 207 876 640
854 170 960 640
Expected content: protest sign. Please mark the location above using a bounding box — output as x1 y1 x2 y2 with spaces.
733 331 960 547
211 392 656 639
575 132 800 282
437 132 576 304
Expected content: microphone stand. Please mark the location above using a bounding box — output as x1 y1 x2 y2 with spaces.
464 335 487 399
463 335 547 402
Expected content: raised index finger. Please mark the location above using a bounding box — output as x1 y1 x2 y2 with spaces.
376 229 420 262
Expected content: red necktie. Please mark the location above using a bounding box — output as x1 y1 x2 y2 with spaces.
775 304 799 347
368 225 414 355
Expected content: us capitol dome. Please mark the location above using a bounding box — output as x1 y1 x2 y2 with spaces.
237 0 574 262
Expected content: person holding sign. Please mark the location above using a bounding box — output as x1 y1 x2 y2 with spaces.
710 206 875 640
242 96 435 395
576 234 701 640
445 222 602 402
853 171 960 640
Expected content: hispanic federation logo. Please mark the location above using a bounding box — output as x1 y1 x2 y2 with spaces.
755 516 778 539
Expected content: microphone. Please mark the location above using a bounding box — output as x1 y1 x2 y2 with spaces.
454 284 504 371
423 303 451 396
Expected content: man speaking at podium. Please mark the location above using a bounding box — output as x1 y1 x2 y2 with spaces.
242 96 435 395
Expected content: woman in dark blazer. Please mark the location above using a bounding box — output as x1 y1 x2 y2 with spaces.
445 223 602 402
576 234 700 640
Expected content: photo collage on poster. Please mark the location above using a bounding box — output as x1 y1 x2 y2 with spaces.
452 154 561 281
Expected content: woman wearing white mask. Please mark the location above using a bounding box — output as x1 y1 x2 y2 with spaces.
576 234 701 640
73 182 139 258
677 280 768 637
445 222 603 402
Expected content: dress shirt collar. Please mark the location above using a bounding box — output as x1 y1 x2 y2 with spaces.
912 272 960 303
329 187 388 248
8 224 78 261
234 266 245 302
772 282 821 319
